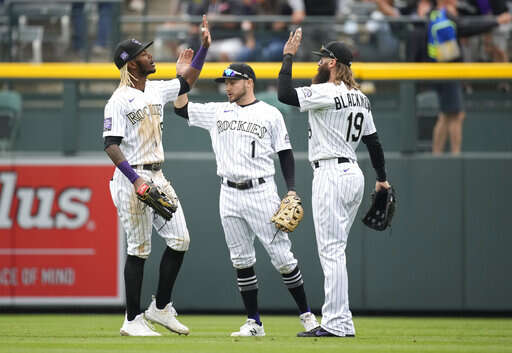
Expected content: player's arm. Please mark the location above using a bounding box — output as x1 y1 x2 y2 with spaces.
174 94 189 120
104 137 144 190
179 15 211 89
278 149 296 195
361 133 391 191
277 28 302 107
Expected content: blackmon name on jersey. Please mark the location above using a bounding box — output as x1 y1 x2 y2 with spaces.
334 92 371 112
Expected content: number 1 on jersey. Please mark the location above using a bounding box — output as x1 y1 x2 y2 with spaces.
346 112 364 142
251 140 256 158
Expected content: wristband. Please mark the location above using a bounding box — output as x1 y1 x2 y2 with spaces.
118 160 139 184
191 45 208 70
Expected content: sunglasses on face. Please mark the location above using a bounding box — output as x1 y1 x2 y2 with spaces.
223 69 249 79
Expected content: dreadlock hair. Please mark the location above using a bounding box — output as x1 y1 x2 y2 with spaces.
334 62 359 90
118 64 138 88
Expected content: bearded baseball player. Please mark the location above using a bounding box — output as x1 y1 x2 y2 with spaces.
173 63 319 336
277 28 392 337
103 16 211 336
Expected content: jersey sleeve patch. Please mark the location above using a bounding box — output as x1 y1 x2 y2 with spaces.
302 87 313 98
103 117 112 131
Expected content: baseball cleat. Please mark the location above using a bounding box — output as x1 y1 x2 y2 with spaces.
120 313 161 336
297 326 355 338
230 318 265 337
144 296 190 335
299 312 320 332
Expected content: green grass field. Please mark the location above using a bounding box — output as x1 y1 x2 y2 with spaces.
2 314 512 353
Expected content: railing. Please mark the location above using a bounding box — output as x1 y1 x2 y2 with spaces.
2 2 510 62
3 0 122 61
1 62 511 155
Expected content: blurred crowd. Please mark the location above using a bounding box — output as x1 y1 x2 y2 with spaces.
1 0 511 65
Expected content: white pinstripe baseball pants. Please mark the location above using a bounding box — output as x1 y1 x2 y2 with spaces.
312 159 364 336
219 178 298 274
109 168 190 259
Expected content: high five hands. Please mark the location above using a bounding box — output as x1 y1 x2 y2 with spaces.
283 27 302 57
200 14 211 48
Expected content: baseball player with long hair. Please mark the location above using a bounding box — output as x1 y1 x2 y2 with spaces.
277 28 392 337
172 63 319 336
103 16 211 336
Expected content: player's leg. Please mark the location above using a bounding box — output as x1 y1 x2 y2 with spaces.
145 171 190 335
244 181 318 332
110 170 159 336
220 186 264 336
310 166 363 337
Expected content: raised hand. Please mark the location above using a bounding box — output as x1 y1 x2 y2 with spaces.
283 27 302 56
176 48 194 76
200 14 211 48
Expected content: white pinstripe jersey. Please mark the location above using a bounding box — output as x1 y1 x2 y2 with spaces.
187 100 291 182
102 79 181 165
295 82 377 162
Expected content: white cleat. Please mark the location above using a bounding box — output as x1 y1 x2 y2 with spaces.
145 295 190 335
120 313 161 336
231 318 265 337
300 312 320 332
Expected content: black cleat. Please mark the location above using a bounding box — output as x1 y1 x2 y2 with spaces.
297 326 355 338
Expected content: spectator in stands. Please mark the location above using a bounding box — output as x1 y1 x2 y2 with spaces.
127 0 145 13
427 0 511 154
186 0 257 61
236 0 293 62
373 0 434 61
287 0 340 60
465 0 511 92
71 2 113 58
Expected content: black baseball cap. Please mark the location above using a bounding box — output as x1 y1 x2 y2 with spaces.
113 38 153 69
312 41 353 67
214 63 256 83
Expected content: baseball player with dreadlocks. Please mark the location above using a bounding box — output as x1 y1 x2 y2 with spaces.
173 63 319 337
103 16 211 336
277 28 392 337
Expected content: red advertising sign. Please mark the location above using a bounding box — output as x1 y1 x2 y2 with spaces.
0 159 123 305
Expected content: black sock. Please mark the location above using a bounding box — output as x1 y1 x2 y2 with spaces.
237 267 261 325
156 247 185 309
282 266 310 314
124 255 145 321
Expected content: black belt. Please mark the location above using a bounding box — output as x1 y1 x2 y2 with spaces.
223 177 266 190
313 157 350 169
130 163 162 171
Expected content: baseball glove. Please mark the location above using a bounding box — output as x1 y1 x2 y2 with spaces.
271 194 304 233
362 187 396 231
136 181 178 221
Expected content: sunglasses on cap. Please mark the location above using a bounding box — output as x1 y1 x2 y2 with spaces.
319 45 337 60
223 68 250 79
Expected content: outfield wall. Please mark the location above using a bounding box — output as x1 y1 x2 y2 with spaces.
2 154 510 312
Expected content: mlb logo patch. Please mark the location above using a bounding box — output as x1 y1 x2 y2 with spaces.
103 117 112 131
